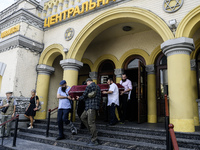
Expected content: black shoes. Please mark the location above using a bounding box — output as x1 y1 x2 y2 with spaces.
87 140 99 146
56 136 65 140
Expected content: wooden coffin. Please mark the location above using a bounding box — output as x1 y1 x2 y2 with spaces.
68 84 124 98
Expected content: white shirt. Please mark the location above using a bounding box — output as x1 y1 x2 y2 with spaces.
107 83 119 106
57 86 71 109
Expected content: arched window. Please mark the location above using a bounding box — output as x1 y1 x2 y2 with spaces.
98 60 115 84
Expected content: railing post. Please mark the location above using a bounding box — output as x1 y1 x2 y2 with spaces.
169 124 179 150
1 124 5 146
165 95 172 150
46 109 51 137
12 114 19 147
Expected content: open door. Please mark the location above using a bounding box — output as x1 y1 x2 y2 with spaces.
138 61 147 123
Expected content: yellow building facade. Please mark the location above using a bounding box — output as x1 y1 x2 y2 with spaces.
1 0 200 132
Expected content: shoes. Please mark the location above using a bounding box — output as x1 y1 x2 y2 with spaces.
71 126 77 135
56 136 65 140
119 122 125 124
87 140 99 146
28 126 33 129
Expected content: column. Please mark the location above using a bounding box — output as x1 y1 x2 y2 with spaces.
52 5 58 14
146 65 157 123
89 72 98 84
35 64 55 120
60 59 83 122
114 69 124 83
68 0 74 8
191 59 199 126
161 37 195 132
64 0 69 8
196 99 200 125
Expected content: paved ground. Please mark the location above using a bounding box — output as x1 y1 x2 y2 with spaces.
1 137 72 150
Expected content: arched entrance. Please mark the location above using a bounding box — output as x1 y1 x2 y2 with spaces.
78 64 91 85
123 55 147 123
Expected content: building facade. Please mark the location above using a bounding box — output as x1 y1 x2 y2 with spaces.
1 0 200 132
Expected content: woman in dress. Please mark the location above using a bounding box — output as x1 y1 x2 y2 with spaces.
24 89 39 129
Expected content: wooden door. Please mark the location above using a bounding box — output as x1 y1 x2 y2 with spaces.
138 61 147 123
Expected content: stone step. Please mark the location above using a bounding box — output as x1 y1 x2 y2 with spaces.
30 123 200 149
1 137 72 150
16 132 127 150
17 129 166 150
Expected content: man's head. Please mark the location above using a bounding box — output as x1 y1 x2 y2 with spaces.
86 78 93 86
107 78 114 85
6 91 13 99
122 73 127 82
60 80 67 92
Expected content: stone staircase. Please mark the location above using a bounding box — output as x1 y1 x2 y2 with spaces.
3 120 200 150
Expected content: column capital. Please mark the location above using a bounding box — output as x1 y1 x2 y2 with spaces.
37 64 55 75
114 69 124 78
161 37 195 57
89 72 98 80
191 59 196 71
60 59 83 71
145 65 155 75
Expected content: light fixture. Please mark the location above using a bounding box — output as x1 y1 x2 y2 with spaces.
169 19 177 29
122 26 132 32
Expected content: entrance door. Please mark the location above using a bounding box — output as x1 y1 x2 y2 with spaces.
138 61 147 123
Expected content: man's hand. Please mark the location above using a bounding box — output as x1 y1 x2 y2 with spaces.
71 97 75 101
12 113 15 118
76 96 79 100
4 104 9 107
102 91 107 94
120 91 125 95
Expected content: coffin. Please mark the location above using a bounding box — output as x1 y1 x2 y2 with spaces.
68 84 124 98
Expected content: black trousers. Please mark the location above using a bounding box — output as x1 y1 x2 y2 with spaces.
108 103 118 125
77 100 86 128
57 109 70 137
118 94 128 122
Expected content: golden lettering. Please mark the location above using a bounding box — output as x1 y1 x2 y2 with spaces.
80 1 89 14
68 8 74 19
73 6 81 17
89 0 96 11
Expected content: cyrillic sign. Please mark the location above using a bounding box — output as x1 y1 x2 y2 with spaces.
44 0 116 28
1 25 20 38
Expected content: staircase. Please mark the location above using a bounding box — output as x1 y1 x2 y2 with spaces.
3 120 200 150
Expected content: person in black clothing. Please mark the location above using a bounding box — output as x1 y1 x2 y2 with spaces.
24 89 39 129
77 81 86 129
76 78 101 146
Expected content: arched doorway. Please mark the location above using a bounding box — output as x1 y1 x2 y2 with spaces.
196 51 200 98
156 53 168 123
123 55 147 123
98 60 115 84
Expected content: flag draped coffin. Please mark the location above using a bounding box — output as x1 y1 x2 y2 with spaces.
68 84 124 98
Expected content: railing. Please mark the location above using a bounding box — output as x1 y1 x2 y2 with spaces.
46 107 58 137
165 95 179 150
0 114 19 147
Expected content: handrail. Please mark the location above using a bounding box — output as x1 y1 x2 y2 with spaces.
164 95 169 117
169 124 179 150
0 114 19 147
46 107 58 137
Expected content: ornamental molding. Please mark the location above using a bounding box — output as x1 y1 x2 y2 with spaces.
0 62 6 76
145 65 155 75
89 72 98 80
37 64 55 75
163 0 184 13
65 28 75 41
0 8 44 32
161 37 195 57
114 69 124 78
0 34 44 53
191 59 196 71
60 59 83 71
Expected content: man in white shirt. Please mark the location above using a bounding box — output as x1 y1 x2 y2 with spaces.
103 78 119 125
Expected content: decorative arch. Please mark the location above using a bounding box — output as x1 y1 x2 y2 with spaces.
92 54 119 72
67 7 174 61
81 58 93 71
191 38 200 59
119 49 149 68
149 46 162 65
39 44 65 66
176 5 200 38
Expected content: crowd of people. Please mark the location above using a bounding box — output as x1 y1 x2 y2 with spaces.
0 73 132 146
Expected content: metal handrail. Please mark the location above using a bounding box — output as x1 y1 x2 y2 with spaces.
46 107 58 137
0 114 19 147
169 124 179 150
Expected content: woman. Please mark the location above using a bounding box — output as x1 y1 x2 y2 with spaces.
24 89 39 129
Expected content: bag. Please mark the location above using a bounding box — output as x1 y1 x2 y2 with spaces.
35 96 41 111
1 106 9 113
88 85 97 98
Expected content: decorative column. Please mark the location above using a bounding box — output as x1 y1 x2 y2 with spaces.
191 59 199 126
35 64 55 120
68 0 74 8
89 72 98 84
161 37 195 132
146 65 157 123
60 59 83 122
114 69 124 83
47 8 52 16
64 0 69 8
52 5 58 14
58 3 63 11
